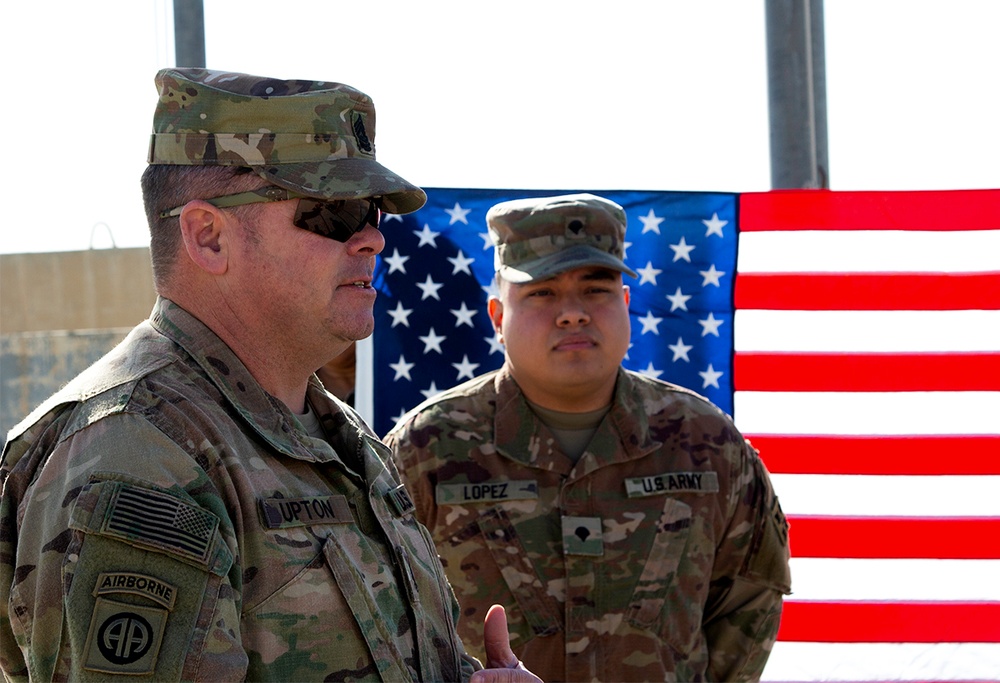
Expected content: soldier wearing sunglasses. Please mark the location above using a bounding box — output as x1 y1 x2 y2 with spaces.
0 68 540 683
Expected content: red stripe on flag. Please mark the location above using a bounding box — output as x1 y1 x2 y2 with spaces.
734 352 1000 391
787 515 1000 559
746 435 1000 475
734 272 1000 310
777 601 1000 642
739 189 1000 232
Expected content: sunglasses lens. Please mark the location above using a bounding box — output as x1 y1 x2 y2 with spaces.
293 199 379 242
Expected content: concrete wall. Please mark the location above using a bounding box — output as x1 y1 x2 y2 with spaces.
0 329 132 437
1 247 155 333
0 248 155 437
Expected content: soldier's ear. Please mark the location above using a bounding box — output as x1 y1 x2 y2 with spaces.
487 297 503 338
178 201 230 276
623 284 631 307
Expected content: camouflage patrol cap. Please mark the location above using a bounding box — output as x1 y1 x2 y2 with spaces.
147 68 426 214
487 193 637 283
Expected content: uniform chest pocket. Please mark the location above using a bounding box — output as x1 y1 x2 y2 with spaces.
626 497 699 653
476 507 562 639
245 533 414 683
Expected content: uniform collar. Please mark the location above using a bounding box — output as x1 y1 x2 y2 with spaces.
493 366 661 473
151 297 344 463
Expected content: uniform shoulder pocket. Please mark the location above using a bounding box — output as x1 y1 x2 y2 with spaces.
70 478 232 576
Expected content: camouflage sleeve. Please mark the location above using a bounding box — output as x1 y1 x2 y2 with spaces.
385 426 484 681
703 440 792 682
384 426 435 526
2 413 246 681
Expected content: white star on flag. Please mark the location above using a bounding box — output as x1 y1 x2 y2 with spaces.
418 328 446 353
666 287 692 311
450 302 478 327
445 203 472 224
668 337 693 362
447 250 475 275
636 261 663 285
389 355 415 381
420 381 443 399
638 310 663 335
698 312 724 337
484 335 505 354
639 362 663 380
383 248 410 274
387 302 413 328
702 212 728 237
452 355 481 380
670 236 696 262
639 208 665 234
698 363 723 388
699 264 726 287
416 274 444 300
413 224 441 247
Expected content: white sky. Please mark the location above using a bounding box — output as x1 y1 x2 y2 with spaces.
1 0 997 255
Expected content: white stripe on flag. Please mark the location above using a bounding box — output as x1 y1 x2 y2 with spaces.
789 558 1000 601
771 474 1000 516
734 391 1000 435
739 229 1000 272
763 642 1000 682
736 310 1000 352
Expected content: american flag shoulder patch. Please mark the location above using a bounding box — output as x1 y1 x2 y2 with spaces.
104 483 219 567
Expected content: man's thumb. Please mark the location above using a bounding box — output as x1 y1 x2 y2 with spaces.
482 604 519 669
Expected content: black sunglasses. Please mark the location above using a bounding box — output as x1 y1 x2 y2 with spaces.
159 186 381 243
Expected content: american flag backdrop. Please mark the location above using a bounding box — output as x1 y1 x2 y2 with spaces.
358 187 1000 681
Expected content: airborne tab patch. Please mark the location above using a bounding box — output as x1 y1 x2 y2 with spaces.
259 495 353 529
95 572 177 610
624 471 720 498
436 480 539 505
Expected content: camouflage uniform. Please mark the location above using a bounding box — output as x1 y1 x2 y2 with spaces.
0 298 478 681
386 365 792 682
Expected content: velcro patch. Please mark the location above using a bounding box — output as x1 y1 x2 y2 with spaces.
259 495 353 528
105 485 218 565
436 480 539 505
562 516 604 556
94 572 177 610
624 471 720 498
386 484 416 517
84 598 168 675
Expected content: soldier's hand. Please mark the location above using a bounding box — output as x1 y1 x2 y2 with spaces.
469 604 544 683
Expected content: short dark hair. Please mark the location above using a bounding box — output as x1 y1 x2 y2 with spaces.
140 165 263 287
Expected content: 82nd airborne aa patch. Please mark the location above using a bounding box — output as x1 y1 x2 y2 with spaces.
83 572 176 674
84 598 168 674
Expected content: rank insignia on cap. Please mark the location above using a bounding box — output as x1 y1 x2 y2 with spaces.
352 112 372 153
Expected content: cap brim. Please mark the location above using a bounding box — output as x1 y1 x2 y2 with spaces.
499 244 637 283
256 157 426 214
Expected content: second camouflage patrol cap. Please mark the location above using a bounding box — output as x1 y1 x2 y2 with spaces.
487 193 638 283
146 68 426 214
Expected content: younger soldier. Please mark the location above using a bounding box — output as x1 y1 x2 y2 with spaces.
386 193 792 682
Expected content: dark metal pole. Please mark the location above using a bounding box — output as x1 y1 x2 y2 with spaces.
765 0 829 189
173 0 206 68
